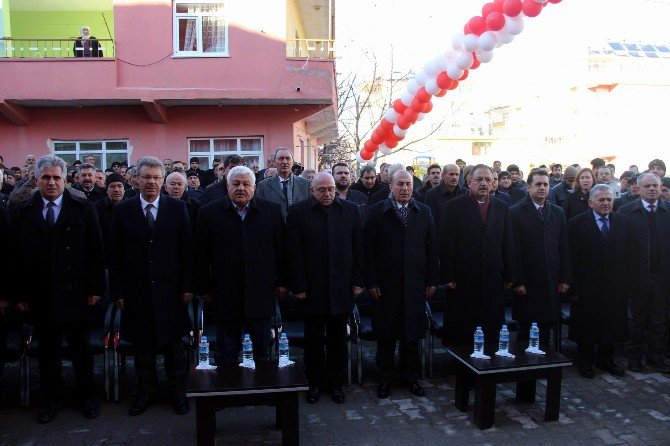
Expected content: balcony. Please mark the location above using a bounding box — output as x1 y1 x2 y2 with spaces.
287 0 334 60
286 38 334 60
0 38 115 59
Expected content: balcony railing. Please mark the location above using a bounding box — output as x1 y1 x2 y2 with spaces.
286 39 334 60
0 38 115 59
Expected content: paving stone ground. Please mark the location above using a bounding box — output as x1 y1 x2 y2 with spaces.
1 340 670 445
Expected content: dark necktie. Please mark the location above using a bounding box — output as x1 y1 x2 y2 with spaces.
398 205 408 226
145 204 156 231
45 201 55 228
537 205 544 216
648 204 656 213
599 217 609 238
281 180 289 211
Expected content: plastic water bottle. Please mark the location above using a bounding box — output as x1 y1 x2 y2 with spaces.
242 333 253 365
498 325 509 354
473 326 484 354
529 323 540 350
199 335 209 365
278 333 289 363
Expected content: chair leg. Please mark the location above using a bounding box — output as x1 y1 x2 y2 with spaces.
420 338 426 380
428 333 434 379
357 340 363 384
347 340 352 386
20 354 29 407
113 352 120 403
104 348 110 401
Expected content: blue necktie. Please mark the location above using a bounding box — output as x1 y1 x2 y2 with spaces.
45 201 55 228
599 217 609 238
282 180 289 212
145 204 156 232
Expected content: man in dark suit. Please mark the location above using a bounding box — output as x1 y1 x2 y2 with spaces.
497 170 527 205
569 184 634 378
164 171 200 236
287 172 364 404
510 168 571 347
75 163 106 202
255 148 310 219
424 164 467 227
185 169 204 201
619 173 670 373
364 169 438 399
109 156 194 416
332 163 367 222
11 155 104 422
440 165 516 346
490 170 511 206
350 165 381 203
549 165 577 207
188 157 207 184
195 166 287 365
0 204 10 383
95 173 125 268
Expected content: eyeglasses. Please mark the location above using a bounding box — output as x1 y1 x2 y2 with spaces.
315 186 335 193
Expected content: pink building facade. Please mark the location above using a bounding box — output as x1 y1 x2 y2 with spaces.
0 0 337 171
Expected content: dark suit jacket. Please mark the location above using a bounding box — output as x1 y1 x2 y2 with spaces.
195 197 287 322
287 196 364 316
74 37 103 57
256 174 310 219
10 190 105 323
76 184 107 202
0 205 9 300
364 198 438 342
199 181 227 205
491 190 511 206
109 195 194 346
562 190 590 220
94 196 115 267
350 179 382 203
499 187 526 205
510 198 572 324
424 182 468 227
439 194 516 345
568 211 635 345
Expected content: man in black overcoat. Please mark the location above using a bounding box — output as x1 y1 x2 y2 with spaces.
94 173 125 268
287 172 364 404
424 164 467 227
569 184 635 378
619 173 670 373
440 165 516 346
109 156 194 416
511 168 571 346
195 166 287 365
0 204 10 383
164 171 201 236
364 170 438 399
11 155 104 422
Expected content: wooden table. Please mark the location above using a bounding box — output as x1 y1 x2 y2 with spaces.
447 342 572 430
187 361 309 445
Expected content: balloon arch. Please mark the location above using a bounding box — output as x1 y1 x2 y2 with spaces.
356 0 562 163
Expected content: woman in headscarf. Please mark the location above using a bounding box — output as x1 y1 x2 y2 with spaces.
74 25 102 57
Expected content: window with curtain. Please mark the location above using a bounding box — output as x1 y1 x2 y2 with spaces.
52 140 130 170
174 2 228 56
188 136 263 170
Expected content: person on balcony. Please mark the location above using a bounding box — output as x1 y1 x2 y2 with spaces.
74 26 103 58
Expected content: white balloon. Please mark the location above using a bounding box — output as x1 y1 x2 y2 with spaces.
476 50 494 63
462 34 480 52
393 125 408 138
495 29 514 45
406 79 420 95
424 60 440 77
444 49 457 62
378 144 393 155
417 113 425 121
385 108 400 123
446 62 464 81
425 78 440 95
356 153 365 164
455 52 474 70
504 14 524 35
401 90 414 106
435 54 451 71
478 31 497 51
415 70 429 86
451 33 464 51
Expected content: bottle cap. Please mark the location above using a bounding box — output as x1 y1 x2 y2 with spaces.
476 326 482 330
532 322 538 326
280 332 287 338
201 336 207 342
243 333 251 339
502 325 507 329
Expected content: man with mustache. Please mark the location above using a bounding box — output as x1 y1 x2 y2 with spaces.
195 166 287 365
439 164 516 346
256 148 310 220
75 163 106 202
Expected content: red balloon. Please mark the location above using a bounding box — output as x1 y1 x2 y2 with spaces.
548 0 562 3
370 130 385 145
410 97 427 113
435 89 447 97
392 99 407 114
403 108 419 123
396 116 411 130
379 119 394 132
424 101 434 114
463 23 471 35
522 0 542 17
448 80 459 90
503 0 522 16
416 87 432 103
486 12 505 31
471 54 481 70
360 150 374 161
364 140 378 152
459 70 469 81
384 138 398 149
493 0 505 11
436 72 454 90
468 16 487 36
482 2 496 17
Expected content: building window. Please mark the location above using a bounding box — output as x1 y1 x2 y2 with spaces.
188 136 263 170
51 140 130 170
173 2 228 57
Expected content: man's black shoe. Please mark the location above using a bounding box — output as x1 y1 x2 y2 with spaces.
596 359 625 377
406 382 425 397
174 395 189 415
330 387 345 404
129 394 150 416
306 387 320 404
578 366 595 379
82 399 100 419
647 357 670 374
628 359 644 373
38 402 60 423
376 383 391 399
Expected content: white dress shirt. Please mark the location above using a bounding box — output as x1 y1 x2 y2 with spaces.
140 194 160 220
41 194 64 222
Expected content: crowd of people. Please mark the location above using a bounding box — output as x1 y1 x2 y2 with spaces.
0 149 668 426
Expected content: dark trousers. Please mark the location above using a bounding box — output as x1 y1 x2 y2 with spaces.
628 275 668 362
578 343 615 368
376 339 420 385
517 322 552 347
134 340 187 398
215 318 270 365
303 313 348 390
36 320 93 402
